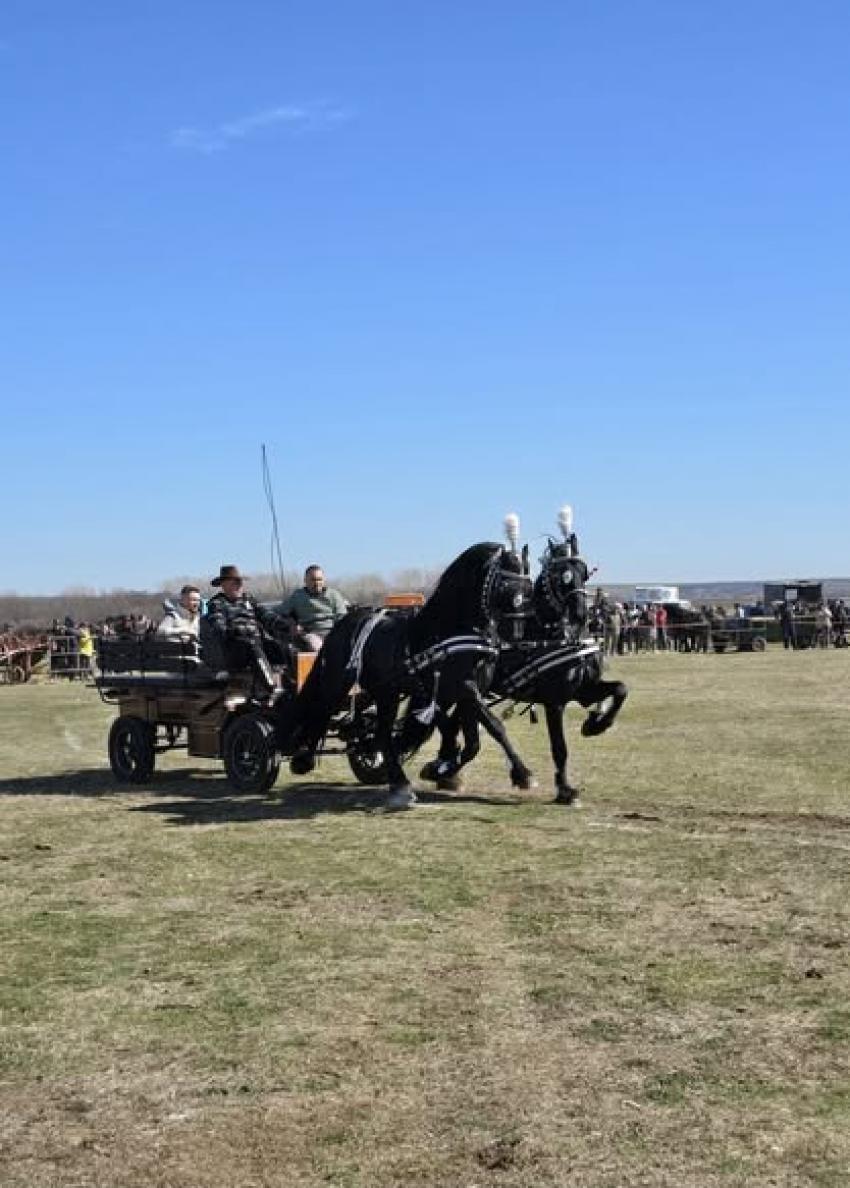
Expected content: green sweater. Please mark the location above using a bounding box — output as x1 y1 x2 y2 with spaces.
275 587 348 636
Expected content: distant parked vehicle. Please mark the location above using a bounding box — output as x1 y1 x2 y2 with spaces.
710 617 767 654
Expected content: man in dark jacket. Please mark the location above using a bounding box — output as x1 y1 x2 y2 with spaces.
202 564 287 696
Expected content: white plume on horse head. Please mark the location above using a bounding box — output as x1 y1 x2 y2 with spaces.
503 513 520 552
557 505 574 539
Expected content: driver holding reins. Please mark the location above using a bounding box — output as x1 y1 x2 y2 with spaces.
203 564 288 697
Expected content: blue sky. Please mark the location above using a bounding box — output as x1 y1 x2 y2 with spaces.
2 1 849 594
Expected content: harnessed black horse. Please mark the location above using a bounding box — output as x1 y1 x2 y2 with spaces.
662 602 710 653
273 542 532 809
422 534 628 804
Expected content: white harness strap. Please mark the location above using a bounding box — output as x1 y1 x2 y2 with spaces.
413 669 441 725
405 634 498 675
501 641 600 696
405 635 498 726
347 610 388 685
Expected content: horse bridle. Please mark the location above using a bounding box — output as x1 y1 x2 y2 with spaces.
479 548 506 626
539 546 588 622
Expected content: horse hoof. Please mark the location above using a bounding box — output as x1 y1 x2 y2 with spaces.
555 785 581 805
581 713 606 737
437 775 463 792
511 773 537 791
386 786 417 811
289 752 315 776
419 761 440 782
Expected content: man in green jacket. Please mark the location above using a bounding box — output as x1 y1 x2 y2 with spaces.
276 565 349 650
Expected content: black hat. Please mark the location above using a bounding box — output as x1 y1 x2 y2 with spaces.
211 564 247 587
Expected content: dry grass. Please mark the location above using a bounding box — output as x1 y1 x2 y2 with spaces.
1 649 849 1186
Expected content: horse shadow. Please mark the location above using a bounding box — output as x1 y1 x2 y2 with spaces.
131 781 527 826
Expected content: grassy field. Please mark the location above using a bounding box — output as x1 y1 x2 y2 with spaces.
1 649 849 1187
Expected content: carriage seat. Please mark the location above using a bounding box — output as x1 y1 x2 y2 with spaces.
95 635 223 687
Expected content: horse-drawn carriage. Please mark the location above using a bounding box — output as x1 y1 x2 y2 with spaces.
94 621 405 794
95 514 627 807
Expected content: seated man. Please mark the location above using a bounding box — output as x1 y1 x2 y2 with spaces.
202 564 288 696
157 585 202 640
275 564 349 651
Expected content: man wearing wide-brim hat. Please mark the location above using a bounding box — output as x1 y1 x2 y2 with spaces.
202 565 288 697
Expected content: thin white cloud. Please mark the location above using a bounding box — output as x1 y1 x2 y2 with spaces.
170 102 352 154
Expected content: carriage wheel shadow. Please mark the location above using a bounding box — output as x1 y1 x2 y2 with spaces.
130 782 528 826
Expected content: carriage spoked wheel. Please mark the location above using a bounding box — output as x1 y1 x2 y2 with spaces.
223 713 281 795
108 716 156 783
346 743 390 786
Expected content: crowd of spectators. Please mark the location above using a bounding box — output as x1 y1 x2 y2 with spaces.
589 599 682 655
777 599 848 649
587 594 849 655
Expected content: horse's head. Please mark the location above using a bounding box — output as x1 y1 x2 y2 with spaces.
535 539 590 637
492 550 535 642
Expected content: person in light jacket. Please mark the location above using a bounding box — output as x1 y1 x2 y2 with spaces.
157 585 202 639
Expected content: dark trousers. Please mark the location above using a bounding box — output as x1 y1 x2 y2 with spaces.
223 639 276 694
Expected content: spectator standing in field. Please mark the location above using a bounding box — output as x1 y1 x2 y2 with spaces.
77 623 94 676
655 604 668 651
815 602 833 649
604 603 621 656
639 606 656 652
628 603 641 652
778 602 796 650
276 565 349 651
158 585 202 640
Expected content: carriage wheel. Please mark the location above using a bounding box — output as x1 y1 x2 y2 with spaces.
223 713 281 794
109 716 156 784
347 744 389 786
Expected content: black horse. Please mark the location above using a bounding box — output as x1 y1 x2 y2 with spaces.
663 602 710 652
422 536 628 804
274 542 533 809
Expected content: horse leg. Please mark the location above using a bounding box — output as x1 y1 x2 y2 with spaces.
579 679 628 737
473 692 536 790
376 694 417 810
420 706 463 788
544 702 579 804
419 697 481 791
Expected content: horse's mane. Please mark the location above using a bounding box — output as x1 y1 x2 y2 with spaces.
411 541 504 644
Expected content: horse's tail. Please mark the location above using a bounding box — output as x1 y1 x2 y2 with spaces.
274 614 363 753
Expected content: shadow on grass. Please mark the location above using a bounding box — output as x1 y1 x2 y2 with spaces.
0 767 527 821
130 782 527 825
0 767 226 798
